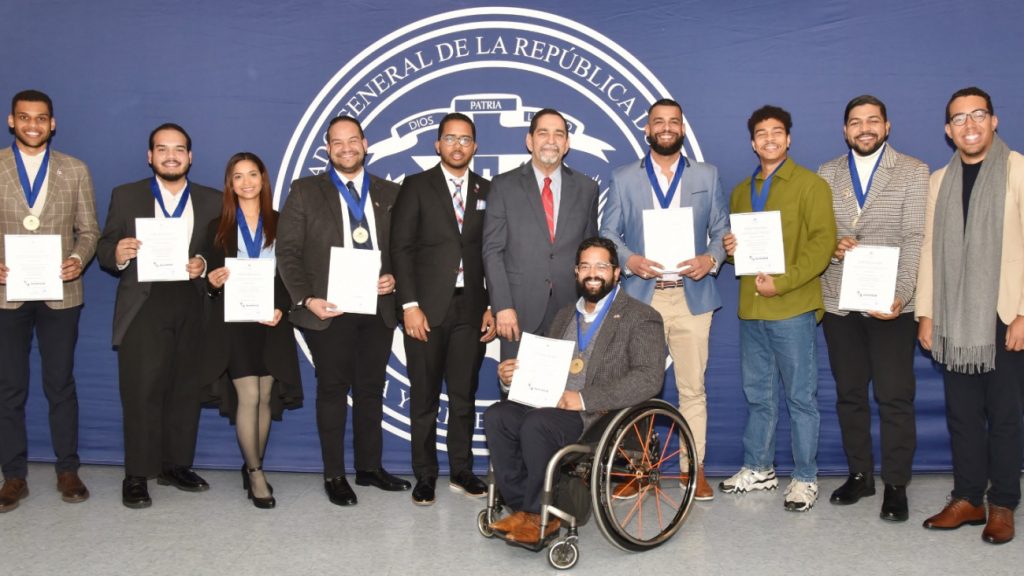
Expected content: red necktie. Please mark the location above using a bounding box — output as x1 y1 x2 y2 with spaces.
541 177 555 242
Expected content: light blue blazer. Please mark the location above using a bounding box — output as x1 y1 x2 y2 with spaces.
600 155 729 315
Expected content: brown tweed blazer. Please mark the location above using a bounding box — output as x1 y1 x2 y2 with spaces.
0 146 99 309
817 144 929 315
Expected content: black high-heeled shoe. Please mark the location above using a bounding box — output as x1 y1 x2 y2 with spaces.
242 463 274 494
246 466 276 509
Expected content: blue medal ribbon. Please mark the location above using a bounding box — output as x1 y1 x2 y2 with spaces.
644 151 685 209
750 159 786 212
236 206 264 259
329 169 369 222
12 142 50 209
150 177 191 218
847 146 883 209
575 285 619 354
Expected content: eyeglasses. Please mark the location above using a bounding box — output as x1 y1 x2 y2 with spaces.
576 262 614 274
440 135 474 147
948 109 990 126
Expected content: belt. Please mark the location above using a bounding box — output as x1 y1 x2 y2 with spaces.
654 279 685 290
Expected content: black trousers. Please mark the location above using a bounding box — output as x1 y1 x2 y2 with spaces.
405 291 484 480
822 312 917 485
118 282 202 478
304 312 391 478
942 321 1023 509
483 401 582 513
0 303 82 479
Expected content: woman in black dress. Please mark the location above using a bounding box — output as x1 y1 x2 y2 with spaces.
202 152 302 509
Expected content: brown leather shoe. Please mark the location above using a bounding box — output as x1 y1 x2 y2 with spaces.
695 466 714 501
982 504 1015 544
507 513 561 544
613 480 640 500
922 498 986 530
0 478 29 513
57 471 90 503
489 510 528 534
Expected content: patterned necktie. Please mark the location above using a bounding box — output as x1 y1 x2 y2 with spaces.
541 176 555 242
346 180 360 201
451 178 464 232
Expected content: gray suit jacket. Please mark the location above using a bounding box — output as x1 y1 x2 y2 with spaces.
482 162 599 334
96 178 222 346
547 290 666 430
0 147 99 309
817 145 928 315
276 171 399 331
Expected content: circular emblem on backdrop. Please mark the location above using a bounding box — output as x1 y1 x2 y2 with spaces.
278 7 702 456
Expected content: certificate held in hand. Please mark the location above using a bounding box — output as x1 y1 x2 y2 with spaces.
643 207 695 274
223 258 276 322
4 234 63 301
508 332 575 408
838 245 900 313
326 247 381 315
729 211 786 276
135 218 189 282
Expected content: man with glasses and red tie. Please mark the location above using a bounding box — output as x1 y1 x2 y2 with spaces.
391 112 497 506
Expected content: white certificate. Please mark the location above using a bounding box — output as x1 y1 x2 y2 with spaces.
135 218 189 282
508 332 575 408
643 207 695 274
223 258 276 322
326 247 381 315
4 234 63 301
730 211 786 276
838 245 900 312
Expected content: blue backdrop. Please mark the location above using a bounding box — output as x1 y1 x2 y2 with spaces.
4 0 1021 476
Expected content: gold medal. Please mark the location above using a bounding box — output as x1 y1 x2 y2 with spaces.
352 226 370 244
569 357 585 375
23 215 40 231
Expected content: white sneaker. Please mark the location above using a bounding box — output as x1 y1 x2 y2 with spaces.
783 479 818 512
718 467 778 494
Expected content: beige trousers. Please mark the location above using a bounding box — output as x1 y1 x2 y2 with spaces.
651 287 713 464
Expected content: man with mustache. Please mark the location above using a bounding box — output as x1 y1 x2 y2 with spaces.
483 108 599 362
484 236 666 544
0 90 98 512
917 87 1023 544
721 106 835 512
97 123 221 508
816 95 928 522
277 116 409 507
601 98 729 501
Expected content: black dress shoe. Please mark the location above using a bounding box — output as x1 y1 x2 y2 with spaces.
157 467 210 492
829 473 875 505
355 468 412 491
448 470 487 498
122 476 152 509
324 476 357 506
412 477 436 506
880 484 909 522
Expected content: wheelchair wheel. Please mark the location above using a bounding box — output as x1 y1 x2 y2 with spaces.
477 509 496 538
548 537 579 570
590 399 697 551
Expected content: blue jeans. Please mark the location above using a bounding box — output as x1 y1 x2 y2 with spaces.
740 312 820 482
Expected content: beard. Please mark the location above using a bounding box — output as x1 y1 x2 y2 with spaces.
646 132 684 156
848 133 888 157
577 275 614 303
151 163 190 182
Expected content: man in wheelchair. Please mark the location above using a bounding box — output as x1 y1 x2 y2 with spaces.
484 237 667 544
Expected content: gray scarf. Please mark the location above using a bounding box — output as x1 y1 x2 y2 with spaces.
931 133 1010 374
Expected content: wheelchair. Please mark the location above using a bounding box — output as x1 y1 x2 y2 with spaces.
477 399 698 570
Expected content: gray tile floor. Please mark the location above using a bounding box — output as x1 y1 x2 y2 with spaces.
1 463 1021 575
